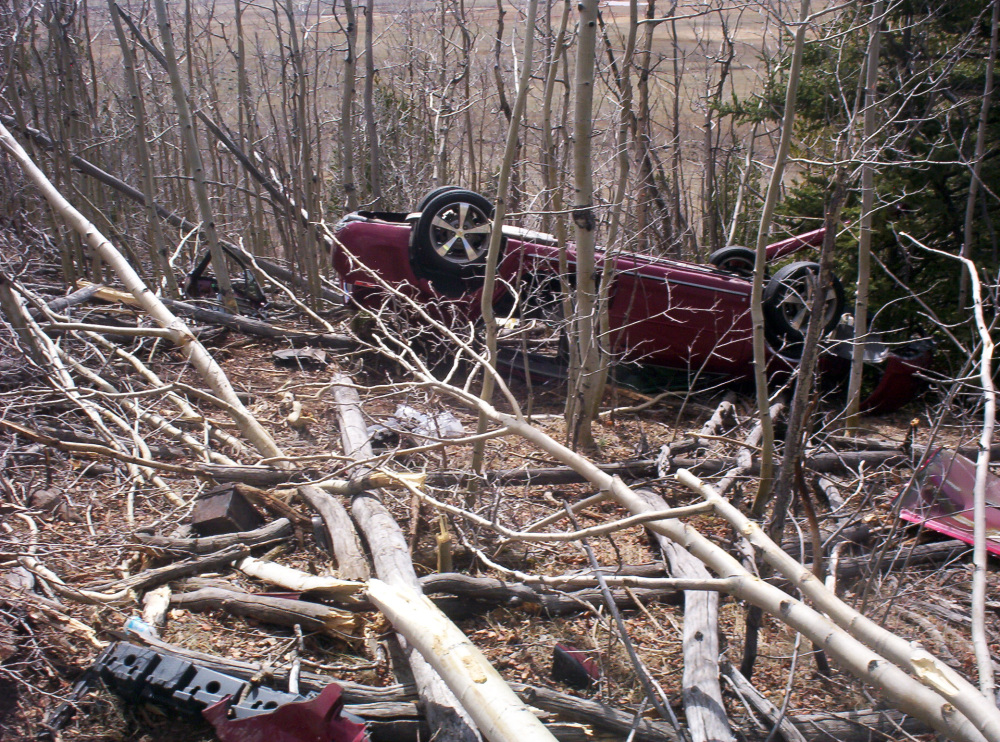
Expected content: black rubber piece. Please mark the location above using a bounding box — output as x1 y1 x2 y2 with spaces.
409 189 497 280
416 185 462 212
762 261 844 355
708 245 756 277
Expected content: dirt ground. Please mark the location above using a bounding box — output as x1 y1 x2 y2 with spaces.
0 255 997 742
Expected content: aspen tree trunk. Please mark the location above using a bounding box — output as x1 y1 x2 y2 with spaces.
368 580 558 742
108 0 178 299
749 0 811 512
341 0 358 211
330 377 481 742
540 0 575 397
540 0 570 239
233 0 267 259
284 0 323 300
743 175 848 679
963 256 998 705
667 11 686 254
605 0 637 252
591 0 638 421
768 172 846 539
431 0 450 187
152 0 237 314
957 0 999 309
472 0 539 472
635 1 664 253
566 0 602 450
362 0 382 208
845 0 883 430
458 1 477 193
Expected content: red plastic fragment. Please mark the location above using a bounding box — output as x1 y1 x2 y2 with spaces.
898 448 1000 556
203 683 369 742
552 644 601 689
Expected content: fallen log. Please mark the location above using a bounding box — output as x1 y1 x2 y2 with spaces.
509 683 679 742
78 282 357 349
722 663 806 742
637 486 733 742
85 544 250 593
36 423 186 461
298 484 370 580
430 587 680 619
368 579 558 742
193 463 307 486
193 463 422 493
419 573 541 604
170 586 361 638
790 708 930 741
331 374 480 741
235 556 363 601
134 518 293 553
834 539 969 580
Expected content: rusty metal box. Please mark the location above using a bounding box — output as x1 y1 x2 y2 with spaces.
191 484 264 536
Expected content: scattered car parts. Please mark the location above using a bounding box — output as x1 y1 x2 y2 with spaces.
898 448 1000 556
67 642 369 742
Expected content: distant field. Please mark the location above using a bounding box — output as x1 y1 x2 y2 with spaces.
84 0 798 237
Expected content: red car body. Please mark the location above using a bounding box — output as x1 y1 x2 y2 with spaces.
330 195 932 412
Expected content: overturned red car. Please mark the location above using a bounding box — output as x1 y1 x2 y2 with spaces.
331 188 932 412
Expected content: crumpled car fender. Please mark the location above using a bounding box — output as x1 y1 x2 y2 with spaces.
203 683 369 742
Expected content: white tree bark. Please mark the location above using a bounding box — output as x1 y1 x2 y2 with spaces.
567 0 604 449
958 254 997 705
331 375 481 741
845 0 884 429
236 556 364 598
0 122 284 459
473 0 539 471
152 0 237 313
749 0 811 508
367 579 558 742
903 230 998 704
409 374 998 742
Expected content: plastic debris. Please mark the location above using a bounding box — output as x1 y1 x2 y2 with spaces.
366 423 400 449
123 616 158 638
86 642 369 742
393 405 465 440
898 447 1000 555
204 682 369 742
272 348 328 368
551 644 600 689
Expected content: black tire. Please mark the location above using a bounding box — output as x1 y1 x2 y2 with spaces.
411 189 496 277
417 185 462 213
708 246 756 277
763 261 844 352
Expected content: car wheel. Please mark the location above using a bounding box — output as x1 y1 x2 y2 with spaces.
708 246 756 277
417 185 463 213
763 261 844 351
411 189 497 277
